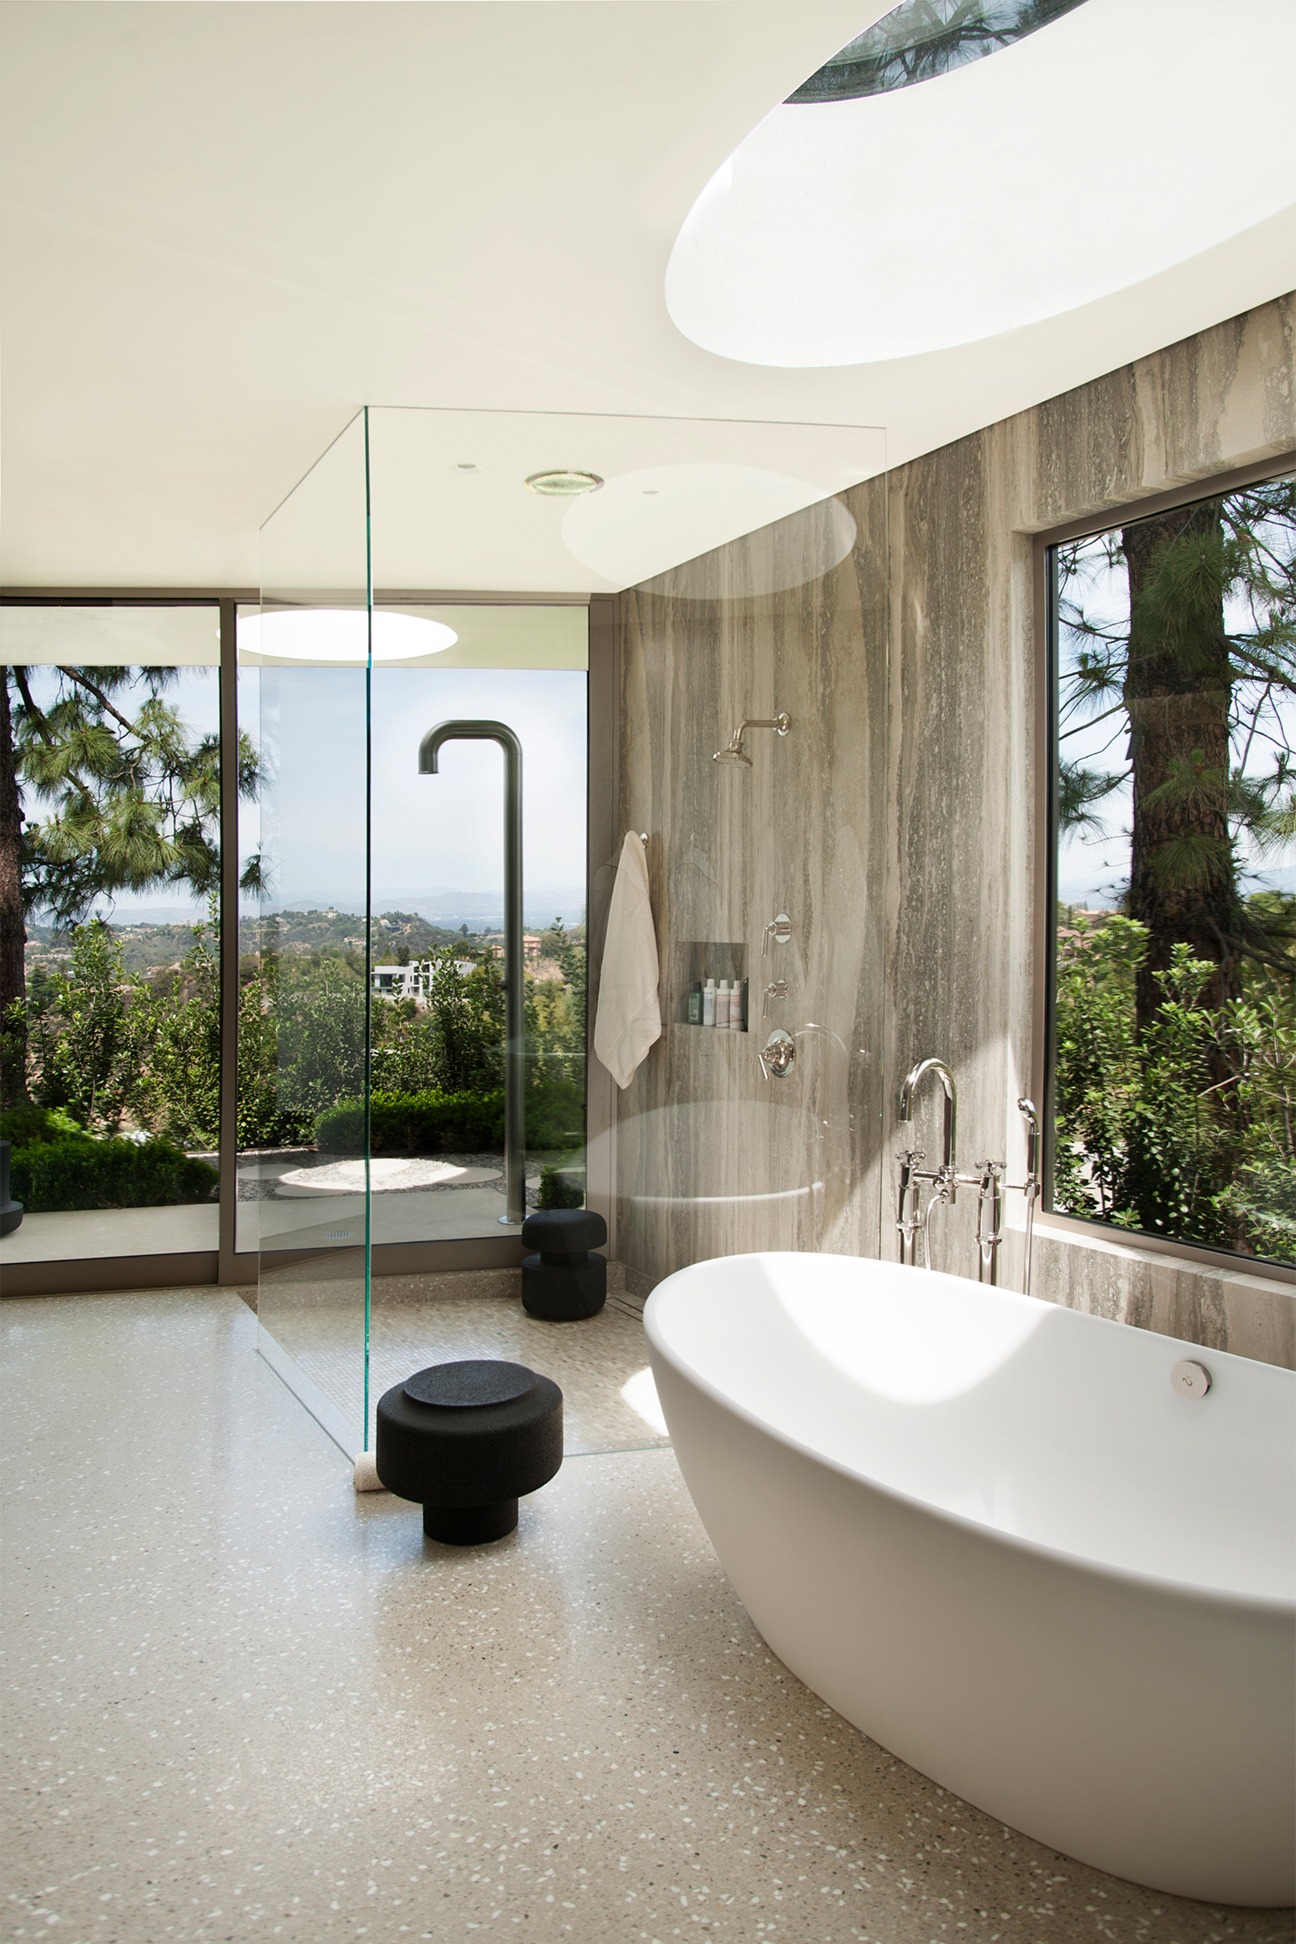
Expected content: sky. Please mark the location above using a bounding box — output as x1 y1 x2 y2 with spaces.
21 662 588 929
249 664 588 926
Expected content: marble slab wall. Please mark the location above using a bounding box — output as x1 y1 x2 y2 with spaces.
611 294 1296 1365
616 484 890 1275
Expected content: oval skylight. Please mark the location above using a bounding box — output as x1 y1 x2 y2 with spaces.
785 0 1089 104
665 0 1296 369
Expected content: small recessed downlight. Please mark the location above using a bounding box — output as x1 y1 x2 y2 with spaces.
525 469 604 497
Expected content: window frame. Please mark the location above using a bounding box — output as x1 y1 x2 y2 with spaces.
1034 450 1296 1285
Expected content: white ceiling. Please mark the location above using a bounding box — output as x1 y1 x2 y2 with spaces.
2 0 1293 592
260 405 884 594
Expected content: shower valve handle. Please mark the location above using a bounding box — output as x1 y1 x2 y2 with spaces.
762 979 789 1020
762 913 793 957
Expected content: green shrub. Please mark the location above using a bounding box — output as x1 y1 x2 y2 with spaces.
315 1091 506 1155
0 1104 84 1147
312 1099 365 1153
314 1078 585 1157
523 1078 585 1153
8 1132 219 1212
538 1162 584 1210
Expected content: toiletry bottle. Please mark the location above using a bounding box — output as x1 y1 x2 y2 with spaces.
716 979 730 1029
729 979 742 1028
702 978 716 1027
688 981 702 1026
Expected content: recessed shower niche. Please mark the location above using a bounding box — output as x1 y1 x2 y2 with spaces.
676 941 748 1030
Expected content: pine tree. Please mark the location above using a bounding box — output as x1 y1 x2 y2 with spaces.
1058 478 1296 1029
1 662 259 1104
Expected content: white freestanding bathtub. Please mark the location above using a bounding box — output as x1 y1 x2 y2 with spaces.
644 1252 1296 1906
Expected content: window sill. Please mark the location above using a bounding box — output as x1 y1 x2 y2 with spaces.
1034 1210 1296 1291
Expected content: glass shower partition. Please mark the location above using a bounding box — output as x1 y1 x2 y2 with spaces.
251 404 888 1465
250 412 374 1456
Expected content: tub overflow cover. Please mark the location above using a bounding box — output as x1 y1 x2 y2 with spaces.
1170 1359 1212 1400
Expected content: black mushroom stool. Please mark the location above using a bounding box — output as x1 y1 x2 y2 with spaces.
521 1208 608 1321
375 1359 562 1544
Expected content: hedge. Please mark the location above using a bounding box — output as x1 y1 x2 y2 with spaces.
0 1104 84 1147
538 1163 585 1210
315 1079 585 1157
4 1120 219 1213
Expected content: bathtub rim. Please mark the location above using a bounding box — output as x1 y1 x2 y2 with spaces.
645 1249 1296 1619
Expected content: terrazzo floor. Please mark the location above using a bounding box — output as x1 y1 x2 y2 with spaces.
256 1269 669 1453
3 1287 1292 1944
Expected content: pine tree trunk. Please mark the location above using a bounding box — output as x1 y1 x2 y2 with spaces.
0 672 30 1105
1122 502 1237 1034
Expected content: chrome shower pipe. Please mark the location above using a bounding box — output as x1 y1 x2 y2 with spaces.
896 1149 925 1265
418 720 525 1227
972 1160 1004 1285
713 712 792 764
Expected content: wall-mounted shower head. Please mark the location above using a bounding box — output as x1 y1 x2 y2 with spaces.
712 712 791 766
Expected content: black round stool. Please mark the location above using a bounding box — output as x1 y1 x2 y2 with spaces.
521 1208 608 1320
375 1359 562 1544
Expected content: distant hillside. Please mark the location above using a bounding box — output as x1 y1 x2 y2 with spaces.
276 889 587 928
243 909 467 960
25 906 586 979
25 922 206 977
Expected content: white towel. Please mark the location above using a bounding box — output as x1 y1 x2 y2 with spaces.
593 831 662 1089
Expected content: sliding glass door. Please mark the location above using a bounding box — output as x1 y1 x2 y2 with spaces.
1 603 224 1270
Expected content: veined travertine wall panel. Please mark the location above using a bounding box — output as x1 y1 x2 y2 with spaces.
612 294 1296 1362
615 485 890 1277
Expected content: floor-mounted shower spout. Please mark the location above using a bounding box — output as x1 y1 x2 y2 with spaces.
418 720 525 1227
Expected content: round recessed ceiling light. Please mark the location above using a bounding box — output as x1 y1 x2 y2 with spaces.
525 469 604 497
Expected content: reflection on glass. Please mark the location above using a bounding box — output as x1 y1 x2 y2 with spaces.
786 0 1089 104
367 637 589 1245
0 606 223 1262
1050 474 1296 1264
